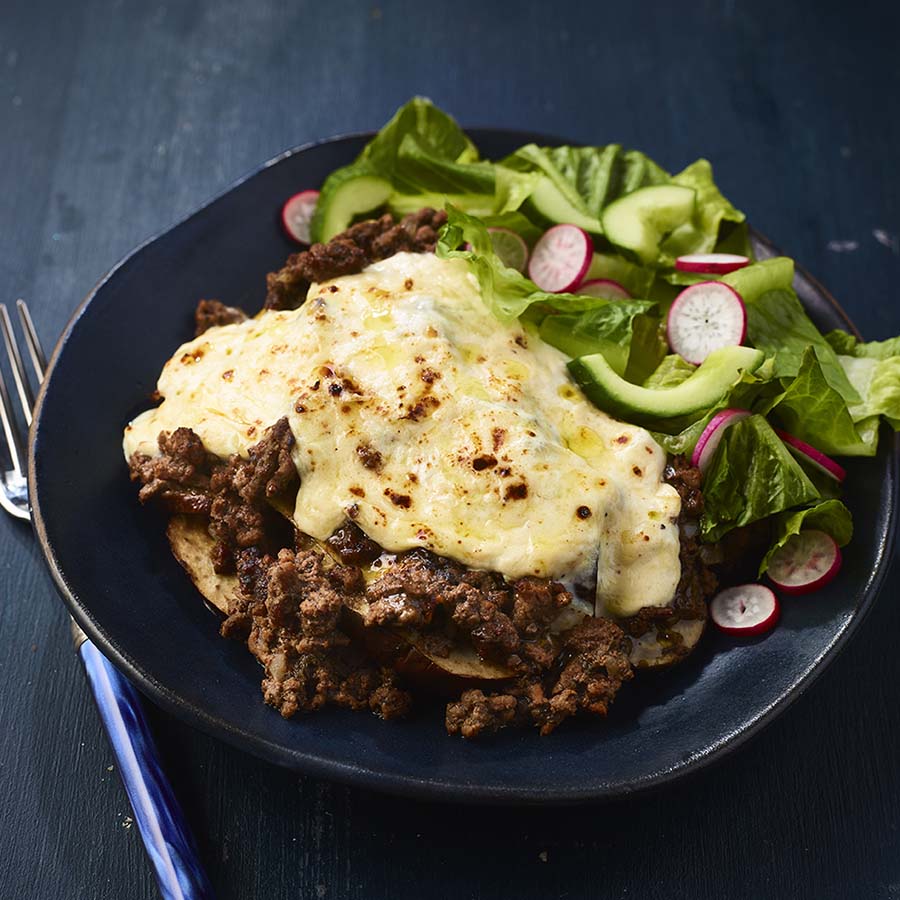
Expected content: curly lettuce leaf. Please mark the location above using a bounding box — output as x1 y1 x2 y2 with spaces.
759 347 877 456
759 499 853 575
700 415 820 542
826 330 900 360
436 205 613 322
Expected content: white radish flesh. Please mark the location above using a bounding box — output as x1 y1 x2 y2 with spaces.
775 429 847 483
710 584 780 635
576 278 631 300
691 408 751 473
282 190 320 244
666 281 747 364
528 224 593 293
767 530 842 595
675 253 750 275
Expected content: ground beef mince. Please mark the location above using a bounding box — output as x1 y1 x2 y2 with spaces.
128 427 213 514
664 454 704 520
206 417 298 572
445 618 633 738
236 548 411 720
134 421 638 734
665 454 717 618
263 208 448 311
194 299 248 336
129 418 299 573
445 690 519 739
326 521 383 566
362 550 560 672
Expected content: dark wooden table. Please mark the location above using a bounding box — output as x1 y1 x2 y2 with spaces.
2 1 899 897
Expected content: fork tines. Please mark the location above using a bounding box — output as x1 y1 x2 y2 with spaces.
0 299 47 484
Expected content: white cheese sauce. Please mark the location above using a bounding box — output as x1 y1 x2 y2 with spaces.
124 253 681 616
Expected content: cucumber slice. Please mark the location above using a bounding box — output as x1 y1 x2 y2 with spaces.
310 167 392 243
601 185 696 264
568 344 764 422
526 176 603 233
721 256 794 304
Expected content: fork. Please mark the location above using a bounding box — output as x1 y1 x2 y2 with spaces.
0 300 215 900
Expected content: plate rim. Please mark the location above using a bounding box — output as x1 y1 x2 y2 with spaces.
27 131 900 804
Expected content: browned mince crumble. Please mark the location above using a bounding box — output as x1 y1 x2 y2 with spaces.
128 208 719 737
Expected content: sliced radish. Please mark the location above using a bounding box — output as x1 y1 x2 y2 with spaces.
528 224 593 293
675 253 750 275
281 190 320 244
710 584 780 636
487 227 529 273
666 281 747 365
690 408 751 473
767 530 842 595
576 278 631 301
775 429 847 483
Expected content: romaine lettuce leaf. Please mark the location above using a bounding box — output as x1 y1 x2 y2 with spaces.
583 252 656 299
700 414 820 542
500 143 670 233
358 97 478 178
758 499 853 575
643 354 696 389
745 288 860 405
660 159 745 261
759 347 877 456
839 355 900 430
538 301 662 379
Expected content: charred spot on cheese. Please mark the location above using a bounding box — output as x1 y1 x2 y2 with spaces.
385 488 413 508
123 253 682 617
356 443 383 471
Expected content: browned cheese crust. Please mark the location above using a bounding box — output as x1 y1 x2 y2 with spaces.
128 213 720 736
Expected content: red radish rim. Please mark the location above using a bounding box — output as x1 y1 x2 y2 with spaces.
775 429 847 482
281 190 320 244
666 281 747 365
710 584 780 636
576 278 631 300
675 253 750 274
691 408 751 472
767 530 842 596
527 224 593 293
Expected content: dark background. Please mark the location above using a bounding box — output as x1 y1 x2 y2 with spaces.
2 1 899 897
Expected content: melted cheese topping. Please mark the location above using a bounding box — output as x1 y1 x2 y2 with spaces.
124 253 681 616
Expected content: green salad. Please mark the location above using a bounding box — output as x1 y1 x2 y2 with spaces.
290 97 899 623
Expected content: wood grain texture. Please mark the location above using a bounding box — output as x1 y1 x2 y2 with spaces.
1 0 898 897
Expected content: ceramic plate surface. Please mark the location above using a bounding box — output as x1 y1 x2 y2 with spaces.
30 131 897 803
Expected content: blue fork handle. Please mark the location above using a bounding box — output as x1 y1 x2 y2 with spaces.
78 637 216 899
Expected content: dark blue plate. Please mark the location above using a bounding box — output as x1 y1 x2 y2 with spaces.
29 132 898 803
